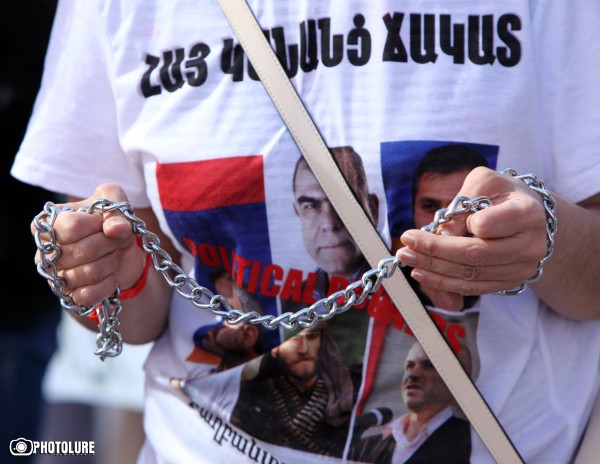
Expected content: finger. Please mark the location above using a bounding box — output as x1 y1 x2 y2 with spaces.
51 210 105 244
90 184 136 240
69 273 120 307
46 183 132 243
60 249 122 290
66 183 130 210
466 193 545 239
418 283 464 312
400 230 544 267
59 233 144 304
55 229 131 270
102 214 135 240
397 247 537 282
410 268 523 296
31 208 101 245
449 167 545 239
31 182 131 236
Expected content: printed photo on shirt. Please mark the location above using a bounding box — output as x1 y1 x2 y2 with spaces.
348 336 475 464
161 146 375 457
382 141 498 310
156 139 496 462
225 146 375 457
344 140 499 463
229 321 362 457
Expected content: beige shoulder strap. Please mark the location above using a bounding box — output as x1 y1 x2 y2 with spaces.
217 0 523 462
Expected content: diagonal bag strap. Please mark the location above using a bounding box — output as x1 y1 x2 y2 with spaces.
217 1 523 462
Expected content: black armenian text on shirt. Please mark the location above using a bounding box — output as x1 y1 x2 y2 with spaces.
190 403 287 464
184 238 467 355
141 12 522 97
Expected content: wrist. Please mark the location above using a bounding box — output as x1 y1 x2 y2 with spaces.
88 237 151 323
121 242 152 300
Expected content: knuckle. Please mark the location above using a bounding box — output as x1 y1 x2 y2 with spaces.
518 194 544 223
75 276 117 307
82 263 105 283
457 263 482 281
57 210 80 229
420 236 438 256
77 292 99 307
469 166 494 182
455 263 471 279
524 236 547 262
416 270 441 290
457 280 478 296
428 275 444 290
416 253 431 270
72 245 94 263
58 270 76 293
465 243 486 266
468 214 487 236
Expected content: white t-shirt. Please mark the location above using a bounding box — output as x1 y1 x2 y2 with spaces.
13 1 600 463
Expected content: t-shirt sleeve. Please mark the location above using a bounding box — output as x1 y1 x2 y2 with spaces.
533 0 600 203
11 0 149 207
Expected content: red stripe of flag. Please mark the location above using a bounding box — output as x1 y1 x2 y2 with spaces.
355 318 388 416
157 156 265 211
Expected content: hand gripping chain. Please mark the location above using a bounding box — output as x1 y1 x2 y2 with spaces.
32 170 557 359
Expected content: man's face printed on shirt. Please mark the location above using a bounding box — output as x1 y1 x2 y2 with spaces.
293 161 364 278
401 343 454 414
413 170 470 230
276 330 322 386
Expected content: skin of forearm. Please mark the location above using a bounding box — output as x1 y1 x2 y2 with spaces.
532 192 600 320
118 206 179 344
116 269 173 344
72 269 172 344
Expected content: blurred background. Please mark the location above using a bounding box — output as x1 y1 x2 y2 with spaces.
1 2 150 463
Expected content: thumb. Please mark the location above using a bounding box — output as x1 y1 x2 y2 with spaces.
422 194 474 238
434 167 509 238
92 183 130 203
94 184 136 241
63 183 130 210
70 183 134 241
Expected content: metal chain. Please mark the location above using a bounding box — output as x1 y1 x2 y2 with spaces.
420 195 492 234
32 170 556 359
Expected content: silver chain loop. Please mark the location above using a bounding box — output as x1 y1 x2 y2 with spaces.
32 170 557 359
420 195 492 234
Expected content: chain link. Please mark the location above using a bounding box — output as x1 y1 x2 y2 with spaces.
420 195 492 234
32 170 557 359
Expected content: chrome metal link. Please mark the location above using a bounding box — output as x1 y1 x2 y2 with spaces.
420 195 492 234
32 169 557 358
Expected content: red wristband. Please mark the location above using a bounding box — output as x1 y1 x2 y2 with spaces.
87 237 151 322
120 244 152 300
89 306 101 324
